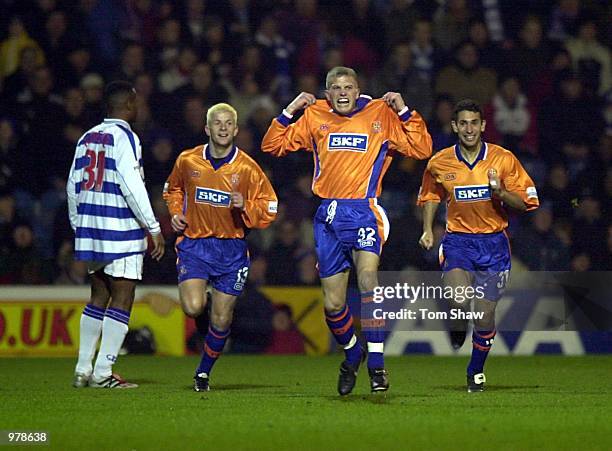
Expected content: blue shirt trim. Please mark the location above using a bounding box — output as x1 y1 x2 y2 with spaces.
206 145 237 170
454 142 487 170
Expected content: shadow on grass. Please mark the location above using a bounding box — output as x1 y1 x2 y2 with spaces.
435 385 543 392
326 393 414 404
183 384 283 391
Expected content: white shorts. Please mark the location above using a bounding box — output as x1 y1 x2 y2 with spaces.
87 254 144 280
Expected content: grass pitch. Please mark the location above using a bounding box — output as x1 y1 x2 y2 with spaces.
1 355 611 450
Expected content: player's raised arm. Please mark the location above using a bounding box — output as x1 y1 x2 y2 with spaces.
261 92 316 157
236 164 278 229
384 92 433 160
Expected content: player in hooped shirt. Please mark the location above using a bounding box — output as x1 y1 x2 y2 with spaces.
164 103 277 391
262 66 432 395
68 81 165 389
418 99 539 392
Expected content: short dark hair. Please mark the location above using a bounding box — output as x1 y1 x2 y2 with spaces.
104 81 135 113
452 99 482 122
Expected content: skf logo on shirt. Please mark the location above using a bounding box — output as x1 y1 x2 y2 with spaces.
454 185 491 202
328 133 368 152
195 187 231 207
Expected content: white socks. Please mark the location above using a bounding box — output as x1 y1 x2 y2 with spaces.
92 316 129 379
75 313 103 376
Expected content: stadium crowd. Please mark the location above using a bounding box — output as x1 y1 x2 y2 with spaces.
0 0 610 286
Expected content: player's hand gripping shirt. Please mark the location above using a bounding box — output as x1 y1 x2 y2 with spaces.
417 142 539 233
67 119 161 261
164 145 277 239
261 97 432 199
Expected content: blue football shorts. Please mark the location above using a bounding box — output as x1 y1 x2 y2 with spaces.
440 231 511 301
313 198 390 278
176 236 249 296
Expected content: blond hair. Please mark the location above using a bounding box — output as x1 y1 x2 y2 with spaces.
206 103 238 125
325 66 358 89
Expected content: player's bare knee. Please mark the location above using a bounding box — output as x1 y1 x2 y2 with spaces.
474 314 495 331
181 301 204 318
210 312 232 330
323 290 345 312
357 269 378 293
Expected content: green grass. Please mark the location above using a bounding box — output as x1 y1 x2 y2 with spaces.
1 355 611 450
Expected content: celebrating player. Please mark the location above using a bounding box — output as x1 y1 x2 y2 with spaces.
262 66 432 395
417 99 539 392
164 103 278 392
68 81 165 389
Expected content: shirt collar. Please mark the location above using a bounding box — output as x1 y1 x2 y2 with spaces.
204 144 238 170
454 142 487 170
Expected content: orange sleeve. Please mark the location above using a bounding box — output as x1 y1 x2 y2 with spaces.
240 163 278 229
388 109 433 160
163 153 185 217
417 160 446 205
261 111 313 157
502 153 539 211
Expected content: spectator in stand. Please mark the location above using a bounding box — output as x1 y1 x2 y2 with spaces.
253 15 294 104
265 304 305 354
143 132 176 187
506 15 556 91
0 221 48 284
541 163 574 220
432 0 472 52
429 95 456 151
0 118 19 190
484 76 537 154
435 40 497 107
59 45 94 92
266 219 302 286
572 190 607 268
79 73 105 126
39 10 72 80
16 66 65 195
528 47 573 111
383 0 421 51
547 0 581 43
0 16 44 80
467 19 502 73
157 46 198 94
54 241 88 285
513 203 571 270
173 96 207 152
170 62 229 129
201 15 235 78
538 70 604 158
565 17 611 96
111 42 146 82
1 46 44 105
410 19 445 85
371 41 433 121
181 0 207 47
